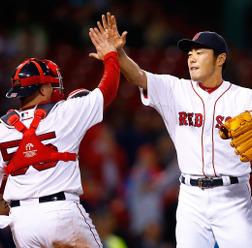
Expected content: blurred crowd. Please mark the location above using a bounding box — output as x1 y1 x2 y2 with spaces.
0 0 252 247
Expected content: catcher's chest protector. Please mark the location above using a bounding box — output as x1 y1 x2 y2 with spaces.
2 104 77 176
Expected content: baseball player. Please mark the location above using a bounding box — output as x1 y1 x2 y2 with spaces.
0 29 119 247
92 12 252 248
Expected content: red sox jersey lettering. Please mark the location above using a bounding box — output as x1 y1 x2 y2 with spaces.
179 112 232 129
179 112 203 127
215 115 232 129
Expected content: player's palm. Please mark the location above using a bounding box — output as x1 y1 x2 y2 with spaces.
108 29 125 50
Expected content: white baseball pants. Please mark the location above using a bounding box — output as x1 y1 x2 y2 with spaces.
176 181 252 248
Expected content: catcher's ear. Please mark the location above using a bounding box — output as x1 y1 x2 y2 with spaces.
39 84 52 97
39 85 46 96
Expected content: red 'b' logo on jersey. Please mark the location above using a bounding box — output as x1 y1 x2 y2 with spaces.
193 32 201 41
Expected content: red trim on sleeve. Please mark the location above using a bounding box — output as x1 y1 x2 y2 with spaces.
98 51 120 108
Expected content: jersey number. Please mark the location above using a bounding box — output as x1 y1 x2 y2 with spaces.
0 132 57 175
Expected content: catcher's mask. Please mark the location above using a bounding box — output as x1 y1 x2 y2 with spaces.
6 58 64 100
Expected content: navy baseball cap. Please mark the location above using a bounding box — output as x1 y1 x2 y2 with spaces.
177 31 229 59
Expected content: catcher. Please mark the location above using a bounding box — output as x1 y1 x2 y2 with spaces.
0 29 119 247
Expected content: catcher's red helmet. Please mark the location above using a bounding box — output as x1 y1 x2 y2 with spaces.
6 58 63 99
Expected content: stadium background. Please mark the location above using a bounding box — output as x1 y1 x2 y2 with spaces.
0 0 252 247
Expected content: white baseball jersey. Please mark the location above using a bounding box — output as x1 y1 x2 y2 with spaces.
140 71 252 248
140 72 252 178
0 88 103 202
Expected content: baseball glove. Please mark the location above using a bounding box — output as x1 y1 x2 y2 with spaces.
219 111 252 162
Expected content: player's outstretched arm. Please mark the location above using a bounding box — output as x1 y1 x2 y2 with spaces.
89 27 120 108
92 12 147 90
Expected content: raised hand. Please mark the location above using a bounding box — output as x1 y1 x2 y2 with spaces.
89 28 116 60
97 12 127 50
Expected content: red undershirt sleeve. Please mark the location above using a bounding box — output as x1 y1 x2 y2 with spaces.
98 51 120 109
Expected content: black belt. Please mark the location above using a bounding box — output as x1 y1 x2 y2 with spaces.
10 192 66 208
181 176 239 189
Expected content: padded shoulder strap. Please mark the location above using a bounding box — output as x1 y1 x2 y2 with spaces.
0 102 58 128
35 101 59 116
67 89 90 99
0 110 20 128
